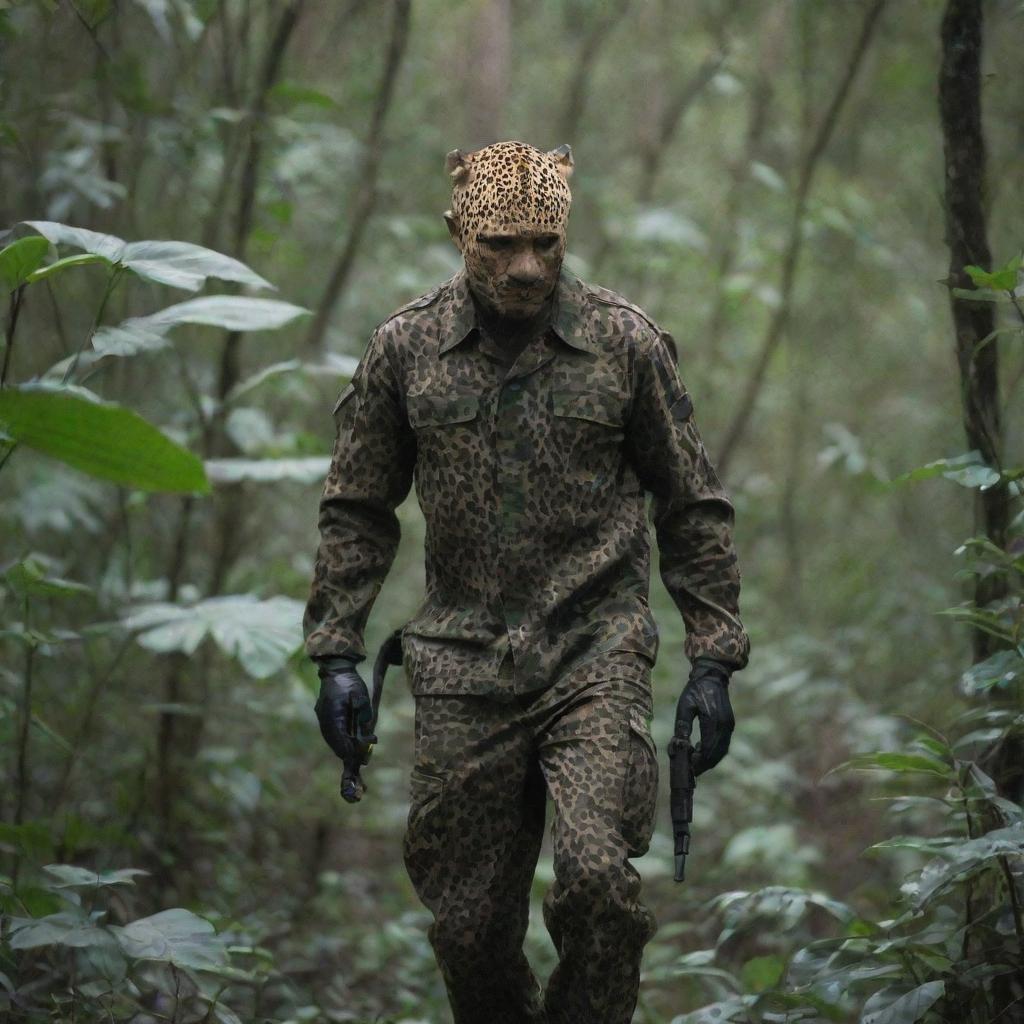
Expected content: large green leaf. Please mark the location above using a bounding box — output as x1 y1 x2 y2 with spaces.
901 824 1024 909
23 221 273 292
889 451 1000 490
8 911 117 951
92 296 310 356
960 649 1023 695
112 908 228 970
123 594 304 678
2 556 92 599
712 886 856 936
225 352 360 405
42 864 148 890
0 385 209 493
965 252 1021 292
827 751 949 779
26 253 112 284
22 223 125 262
860 981 945 1024
0 236 49 289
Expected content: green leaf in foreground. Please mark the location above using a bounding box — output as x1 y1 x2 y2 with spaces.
900 825 1024 909
826 751 950 779
0 236 49 289
27 253 112 284
112 908 228 970
2 556 92 599
960 648 1023 695
861 981 945 1024
23 220 273 292
42 864 148 889
889 450 1000 490
965 252 1021 292
0 385 209 493
123 593 304 678
92 296 311 356
8 911 115 951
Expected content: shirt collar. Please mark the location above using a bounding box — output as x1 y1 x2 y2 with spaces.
438 266 598 356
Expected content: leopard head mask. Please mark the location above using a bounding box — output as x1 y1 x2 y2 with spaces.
443 140 574 319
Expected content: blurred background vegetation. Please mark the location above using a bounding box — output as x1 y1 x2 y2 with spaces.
0 0 1022 1021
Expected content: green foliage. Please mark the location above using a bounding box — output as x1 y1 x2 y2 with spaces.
1 863 243 1020
123 594 305 678
0 384 210 492
0 237 49 290
23 220 274 292
2 3 1023 1022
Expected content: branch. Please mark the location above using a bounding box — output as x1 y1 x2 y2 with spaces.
558 0 632 141
716 0 888 477
706 4 786 357
305 0 412 353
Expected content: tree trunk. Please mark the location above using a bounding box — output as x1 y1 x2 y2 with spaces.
938 0 1009 652
938 12 1021 1020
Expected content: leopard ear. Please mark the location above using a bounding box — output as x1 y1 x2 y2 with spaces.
445 148 470 185
548 144 574 181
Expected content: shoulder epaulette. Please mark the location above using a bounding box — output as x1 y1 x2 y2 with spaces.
373 280 447 333
586 284 679 363
586 284 661 333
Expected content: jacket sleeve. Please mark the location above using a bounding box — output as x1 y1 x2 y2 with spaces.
624 327 750 671
302 325 416 664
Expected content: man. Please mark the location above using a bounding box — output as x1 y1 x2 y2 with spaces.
304 140 750 1024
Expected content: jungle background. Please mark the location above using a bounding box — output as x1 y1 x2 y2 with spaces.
1 0 1022 1021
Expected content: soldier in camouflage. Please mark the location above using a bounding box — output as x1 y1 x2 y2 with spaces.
305 140 750 1024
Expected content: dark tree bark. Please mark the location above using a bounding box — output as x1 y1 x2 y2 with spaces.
938 16 1022 1020
938 0 1009 653
938 0 1019 812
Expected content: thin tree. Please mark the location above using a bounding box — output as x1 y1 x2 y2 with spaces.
716 0 888 477
938 0 1018 809
305 0 412 354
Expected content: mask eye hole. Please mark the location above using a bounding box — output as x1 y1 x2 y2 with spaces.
478 235 516 252
535 234 560 252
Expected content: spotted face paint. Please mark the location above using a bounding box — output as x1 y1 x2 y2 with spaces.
444 140 574 319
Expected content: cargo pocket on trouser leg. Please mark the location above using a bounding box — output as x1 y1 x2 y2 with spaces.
620 704 659 858
403 763 449 904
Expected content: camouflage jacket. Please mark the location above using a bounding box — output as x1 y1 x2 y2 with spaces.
303 266 750 697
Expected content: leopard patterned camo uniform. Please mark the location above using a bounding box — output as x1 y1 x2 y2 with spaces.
404 650 659 1024
302 264 751 696
303 138 751 1024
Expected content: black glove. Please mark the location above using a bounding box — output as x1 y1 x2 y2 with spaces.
675 656 736 778
313 655 377 803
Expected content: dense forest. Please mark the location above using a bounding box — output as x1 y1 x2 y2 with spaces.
1 1 1022 1022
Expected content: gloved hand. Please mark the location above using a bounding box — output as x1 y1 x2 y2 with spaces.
675 656 736 777
313 655 377 803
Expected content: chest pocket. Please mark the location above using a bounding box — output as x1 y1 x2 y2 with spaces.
550 386 628 474
551 388 627 429
406 392 481 476
407 392 480 429
552 387 627 444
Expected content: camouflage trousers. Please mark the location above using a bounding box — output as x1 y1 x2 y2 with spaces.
403 649 660 1024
